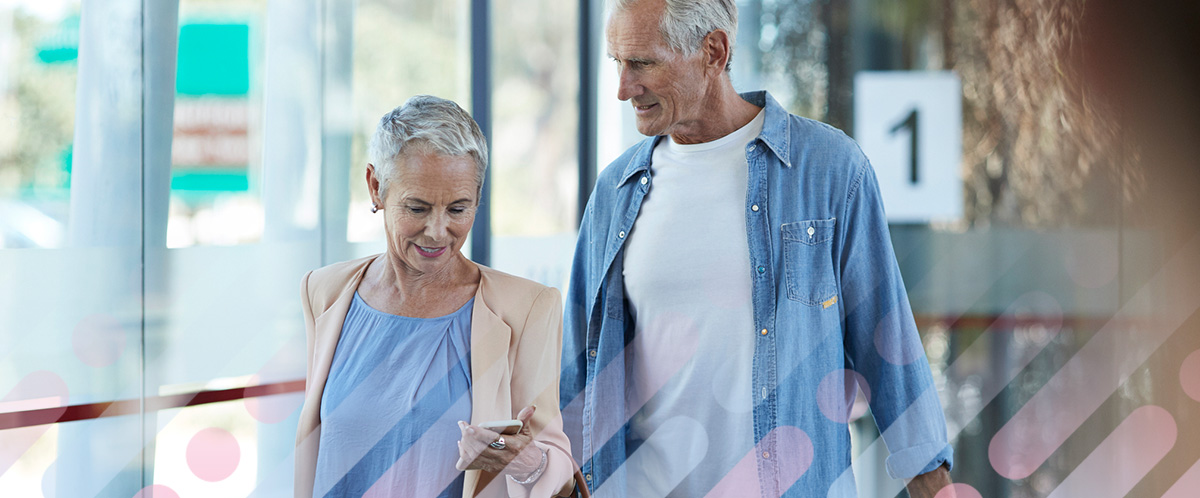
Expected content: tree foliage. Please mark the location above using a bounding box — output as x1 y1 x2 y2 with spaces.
759 0 1133 228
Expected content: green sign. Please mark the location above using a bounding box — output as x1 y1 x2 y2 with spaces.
171 170 249 192
34 15 80 64
176 23 250 96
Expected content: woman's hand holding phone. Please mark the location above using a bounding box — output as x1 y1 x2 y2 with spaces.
455 405 543 478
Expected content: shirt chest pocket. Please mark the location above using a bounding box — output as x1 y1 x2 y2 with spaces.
781 218 838 306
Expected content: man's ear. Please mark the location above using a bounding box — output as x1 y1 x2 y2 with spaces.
701 29 732 74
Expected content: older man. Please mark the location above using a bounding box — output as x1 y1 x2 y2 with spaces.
560 0 954 497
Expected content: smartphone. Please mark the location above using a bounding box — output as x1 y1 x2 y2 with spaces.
479 419 522 435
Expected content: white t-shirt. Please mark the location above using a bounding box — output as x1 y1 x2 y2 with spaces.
622 109 766 497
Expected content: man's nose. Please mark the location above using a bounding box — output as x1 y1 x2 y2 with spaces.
616 68 640 101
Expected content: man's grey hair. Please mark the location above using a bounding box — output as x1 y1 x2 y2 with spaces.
615 0 738 71
367 95 488 200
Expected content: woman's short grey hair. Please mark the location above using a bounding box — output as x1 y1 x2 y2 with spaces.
615 0 738 71
367 95 488 200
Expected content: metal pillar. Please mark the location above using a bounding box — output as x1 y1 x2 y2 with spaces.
576 0 600 225
470 0 492 266
262 0 322 244
63 0 147 495
320 0 354 265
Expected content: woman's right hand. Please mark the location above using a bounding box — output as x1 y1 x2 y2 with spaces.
455 405 543 477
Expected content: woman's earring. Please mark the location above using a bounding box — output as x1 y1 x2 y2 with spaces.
371 204 379 213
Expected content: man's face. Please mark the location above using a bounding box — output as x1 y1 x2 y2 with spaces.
607 0 709 139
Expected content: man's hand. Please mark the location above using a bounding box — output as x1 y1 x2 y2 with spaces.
905 463 952 498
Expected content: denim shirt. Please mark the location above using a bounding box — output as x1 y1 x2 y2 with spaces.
560 91 953 497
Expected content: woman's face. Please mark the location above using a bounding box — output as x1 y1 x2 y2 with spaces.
369 150 479 277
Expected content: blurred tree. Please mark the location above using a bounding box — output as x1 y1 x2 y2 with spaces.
1 11 77 197
760 0 827 121
758 0 1133 228
490 0 579 236
949 0 1131 228
348 0 465 222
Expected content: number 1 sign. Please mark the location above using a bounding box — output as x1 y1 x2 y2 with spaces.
853 71 963 223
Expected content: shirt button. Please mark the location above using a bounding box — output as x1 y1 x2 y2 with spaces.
807 227 815 237
757 266 765 274
761 387 768 399
760 328 768 336
640 176 648 185
585 473 592 481
589 349 597 357
748 144 756 152
751 204 759 212
762 451 771 459
618 231 626 238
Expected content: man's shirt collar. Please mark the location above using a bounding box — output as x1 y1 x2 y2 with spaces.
618 90 793 186
745 90 793 168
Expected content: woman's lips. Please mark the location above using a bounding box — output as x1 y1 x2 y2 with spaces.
415 245 447 258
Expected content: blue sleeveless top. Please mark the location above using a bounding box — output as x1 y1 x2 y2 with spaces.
313 292 474 498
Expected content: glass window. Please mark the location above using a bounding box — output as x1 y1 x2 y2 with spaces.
2 1 1195 497
345 0 470 245
738 1 1195 496
488 0 579 287
167 0 267 248
2 1 146 495
0 2 79 250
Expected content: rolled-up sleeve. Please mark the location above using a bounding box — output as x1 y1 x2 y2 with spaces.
837 157 953 480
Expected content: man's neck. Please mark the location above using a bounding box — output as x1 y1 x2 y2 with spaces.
671 80 762 145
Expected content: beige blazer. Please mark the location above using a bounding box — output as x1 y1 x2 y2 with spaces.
295 255 579 498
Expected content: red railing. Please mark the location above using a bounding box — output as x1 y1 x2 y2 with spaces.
0 379 305 431
0 313 1120 432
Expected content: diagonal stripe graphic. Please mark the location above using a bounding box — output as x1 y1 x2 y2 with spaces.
989 234 1200 480
1162 457 1200 498
1046 405 1176 498
828 290 1062 497
704 425 812 498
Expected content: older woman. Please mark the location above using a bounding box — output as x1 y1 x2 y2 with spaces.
295 96 580 498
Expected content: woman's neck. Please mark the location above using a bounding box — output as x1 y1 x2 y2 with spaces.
364 253 480 317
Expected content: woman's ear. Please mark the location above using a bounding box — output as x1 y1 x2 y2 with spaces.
366 163 383 207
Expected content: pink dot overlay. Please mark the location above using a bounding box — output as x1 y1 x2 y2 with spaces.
817 369 871 424
132 485 179 498
186 428 240 482
630 311 700 403
1012 291 1064 334
2 371 69 477
1181 350 1200 402
244 341 307 423
702 426 813 498
874 307 923 365
774 426 814 487
72 313 126 368
244 373 304 424
1065 234 1119 289
934 483 982 498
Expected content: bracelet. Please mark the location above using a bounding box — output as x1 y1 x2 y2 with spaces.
507 448 547 485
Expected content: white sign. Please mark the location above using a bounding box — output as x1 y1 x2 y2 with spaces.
854 71 962 223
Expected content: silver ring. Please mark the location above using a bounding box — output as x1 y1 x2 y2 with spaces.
489 436 506 450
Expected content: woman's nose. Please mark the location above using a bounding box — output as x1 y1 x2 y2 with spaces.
424 211 450 240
